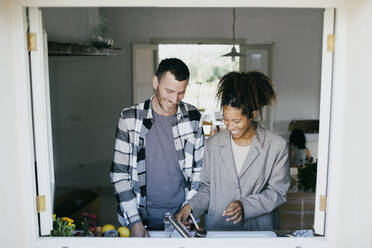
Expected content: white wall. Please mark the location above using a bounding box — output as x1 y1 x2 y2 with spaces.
0 1 33 247
326 0 372 247
42 8 126 187
42 7 323 187
2 1 372 247
102 7 324 132
42 8 100 43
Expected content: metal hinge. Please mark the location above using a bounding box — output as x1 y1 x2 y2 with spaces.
27 32 37 51
319 194 327 212
327 34 334 52
36 195 46 213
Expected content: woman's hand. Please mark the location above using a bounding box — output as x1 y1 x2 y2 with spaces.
175 204 192 226
223 200 244 224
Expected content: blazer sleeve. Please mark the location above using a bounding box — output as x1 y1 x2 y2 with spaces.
240 142 290 220
188 142 211 218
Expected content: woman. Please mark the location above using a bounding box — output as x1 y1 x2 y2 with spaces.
176 71 290 231
289 129 312 167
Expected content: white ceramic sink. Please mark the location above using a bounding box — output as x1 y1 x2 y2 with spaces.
149 230 277 238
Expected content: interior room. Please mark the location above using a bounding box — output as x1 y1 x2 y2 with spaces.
2 0 372 247
42 7 322 233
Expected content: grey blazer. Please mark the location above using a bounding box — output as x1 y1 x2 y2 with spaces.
189 126 290 231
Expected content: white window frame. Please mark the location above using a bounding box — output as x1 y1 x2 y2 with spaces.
18 1 338 248
28 7 55 236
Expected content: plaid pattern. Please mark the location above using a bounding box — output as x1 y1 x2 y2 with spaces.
110 96 205 227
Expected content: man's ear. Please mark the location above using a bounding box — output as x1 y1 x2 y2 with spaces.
152 75 159 90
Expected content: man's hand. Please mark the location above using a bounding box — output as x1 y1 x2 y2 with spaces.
223 200 244 224
130 222 150 237
175 204 192 226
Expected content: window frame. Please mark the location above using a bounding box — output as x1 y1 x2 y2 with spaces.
19 1 338 247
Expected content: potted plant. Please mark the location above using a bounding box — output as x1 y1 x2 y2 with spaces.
80 211 97 236
50 215 76 236
297 158 317 192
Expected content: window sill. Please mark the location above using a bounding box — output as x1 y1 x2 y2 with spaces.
32 235 326 248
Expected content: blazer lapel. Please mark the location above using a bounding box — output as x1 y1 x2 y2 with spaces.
238 144 260 178
238 126 266 178
217 131 240 188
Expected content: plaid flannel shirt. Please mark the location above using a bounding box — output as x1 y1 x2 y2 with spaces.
110 96 205 227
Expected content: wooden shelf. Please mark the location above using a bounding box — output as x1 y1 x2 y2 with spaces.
48 41 121 56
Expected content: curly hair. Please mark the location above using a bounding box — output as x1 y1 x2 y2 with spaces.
216 71 276 120
289 129 307 149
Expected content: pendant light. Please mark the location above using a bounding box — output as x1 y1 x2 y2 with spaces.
222 8 245 61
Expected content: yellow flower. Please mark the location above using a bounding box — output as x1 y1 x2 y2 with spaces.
52 214 56 220
61 217 74 224
67 222 75 227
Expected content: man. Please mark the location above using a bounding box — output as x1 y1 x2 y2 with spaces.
110 58 205 237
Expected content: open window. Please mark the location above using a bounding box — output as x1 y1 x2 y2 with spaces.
27 6 334 241
28 7 55 235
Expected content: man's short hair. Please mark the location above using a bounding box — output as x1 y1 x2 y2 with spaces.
155 58 190 82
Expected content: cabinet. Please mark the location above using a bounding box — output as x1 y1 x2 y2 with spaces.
280 192 315 230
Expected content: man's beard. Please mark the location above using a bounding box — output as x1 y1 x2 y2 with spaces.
155 89 176 114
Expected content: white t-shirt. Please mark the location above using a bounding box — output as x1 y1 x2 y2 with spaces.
231 135 251 175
